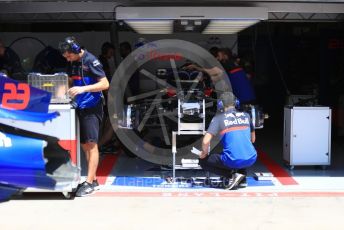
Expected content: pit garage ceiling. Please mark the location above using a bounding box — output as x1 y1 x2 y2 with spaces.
0 1 344 23
116 7 268 34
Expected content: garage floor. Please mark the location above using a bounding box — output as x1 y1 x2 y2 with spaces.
80 120 344 197
5 118 344 230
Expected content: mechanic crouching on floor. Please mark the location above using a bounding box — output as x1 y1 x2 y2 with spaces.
59 37 109 197
199 92 257 190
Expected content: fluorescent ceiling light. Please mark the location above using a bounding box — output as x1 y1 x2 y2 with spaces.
194 20 202 26
181 20 188 26
185 25 194 31
125 20 173 34
203 19 259 34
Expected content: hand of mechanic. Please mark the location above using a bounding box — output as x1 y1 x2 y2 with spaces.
199 150 208 159
68 86 86 97
184 64 201 72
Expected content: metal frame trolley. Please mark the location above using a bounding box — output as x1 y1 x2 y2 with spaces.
23 73 81 198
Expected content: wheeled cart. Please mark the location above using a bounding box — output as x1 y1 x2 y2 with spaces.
283 106 331 169
0 74 81 199
18 73 81 197
0 104 81 198
25 104 80 198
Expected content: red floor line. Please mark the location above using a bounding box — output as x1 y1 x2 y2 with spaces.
96 153 120 185
92 191 344 198
257 150 298 186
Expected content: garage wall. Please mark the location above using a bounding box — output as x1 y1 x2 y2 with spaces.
1 31 237 70
118 32 238 93
1 32 110 71
119 32 237 52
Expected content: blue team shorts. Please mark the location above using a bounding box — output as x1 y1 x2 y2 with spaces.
77 101 103 144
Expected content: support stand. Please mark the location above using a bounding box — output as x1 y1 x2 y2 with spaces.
172 130 205 182
170 98 206 183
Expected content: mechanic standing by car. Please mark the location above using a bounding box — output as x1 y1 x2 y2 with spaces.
199 91 257 190
216 48 256 105
59 37 109 197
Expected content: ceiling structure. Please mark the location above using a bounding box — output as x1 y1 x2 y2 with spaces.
116 7 267 34
0 1 343 23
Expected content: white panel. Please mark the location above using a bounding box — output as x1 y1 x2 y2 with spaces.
283 107 331 166
291 107 330 165
179 122 203 131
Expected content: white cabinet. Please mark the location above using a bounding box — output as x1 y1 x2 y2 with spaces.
283 107 331 167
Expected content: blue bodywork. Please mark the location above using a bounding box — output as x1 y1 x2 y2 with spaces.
0 75 51 113
0 132 56 189
0 107 59 123
0 75 74 202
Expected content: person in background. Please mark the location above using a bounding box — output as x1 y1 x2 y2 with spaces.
32 46 67 74
199 92 257 189
119 41 132 61
216 48 236 71
216 48 256 105
0 39 25 81
209 46 219 57
120 41 140 99
98 42 118 154
59 36 109 197
183 62 231 95
98 42 115 83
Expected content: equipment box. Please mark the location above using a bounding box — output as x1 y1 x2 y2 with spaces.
28 73 70 103
283 106 331 168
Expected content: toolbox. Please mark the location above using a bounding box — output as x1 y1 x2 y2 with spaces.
28 73 70 104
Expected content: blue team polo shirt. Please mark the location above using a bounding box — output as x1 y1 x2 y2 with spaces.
207 108 257 169
67 50 105 109
228 68 255 104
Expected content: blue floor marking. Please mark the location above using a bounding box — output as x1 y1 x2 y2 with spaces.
112 176 274 188
247 177 274 186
